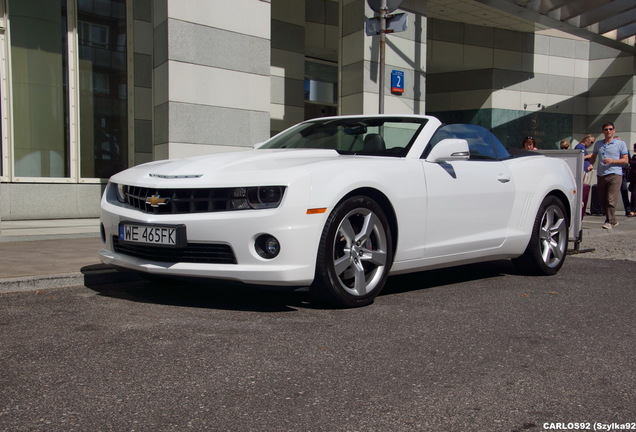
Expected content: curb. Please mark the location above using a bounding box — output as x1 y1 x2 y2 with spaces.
0 265 142 294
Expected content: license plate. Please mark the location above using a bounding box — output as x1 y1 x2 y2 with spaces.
119 222 186 248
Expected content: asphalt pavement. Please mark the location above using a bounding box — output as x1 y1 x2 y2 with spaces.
0 214 635 294
1 250 634 432
1 217 635 432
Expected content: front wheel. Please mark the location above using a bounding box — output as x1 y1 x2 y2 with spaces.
311 196 393 308
513 195 569 275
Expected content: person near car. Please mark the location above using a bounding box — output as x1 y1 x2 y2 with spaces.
628 142 636 218
576 134 595 220
588 122 630 229
614 136 633 217
522 136 538 150
560 139 570 149
621 163 632 216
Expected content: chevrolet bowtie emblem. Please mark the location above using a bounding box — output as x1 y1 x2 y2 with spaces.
145 195 169 207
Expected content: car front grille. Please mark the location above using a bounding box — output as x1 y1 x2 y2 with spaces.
123 186 239 215
113 237 237 264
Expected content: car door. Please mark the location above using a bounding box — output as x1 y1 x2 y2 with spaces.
420 125 516 259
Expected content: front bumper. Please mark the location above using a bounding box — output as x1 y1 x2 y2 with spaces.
99 199 328 286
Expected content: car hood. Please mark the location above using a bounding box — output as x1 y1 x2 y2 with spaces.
110 149 349 187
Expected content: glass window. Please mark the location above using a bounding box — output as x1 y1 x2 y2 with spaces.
304 60 338 120
427 124 511 161
9 0 70 178
78 0 127 179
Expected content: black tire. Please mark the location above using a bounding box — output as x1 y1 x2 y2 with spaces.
311 195 393 308
512 195 569 275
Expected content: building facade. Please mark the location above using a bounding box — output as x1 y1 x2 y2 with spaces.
1 0 635 220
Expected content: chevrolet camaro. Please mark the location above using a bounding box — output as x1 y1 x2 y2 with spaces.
99 115 577 307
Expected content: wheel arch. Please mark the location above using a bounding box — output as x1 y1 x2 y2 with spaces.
512 190 570 275
546 189 572 228
338 187 399 253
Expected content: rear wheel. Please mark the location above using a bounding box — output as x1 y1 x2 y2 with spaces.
513 195 569 275
311 196 393 308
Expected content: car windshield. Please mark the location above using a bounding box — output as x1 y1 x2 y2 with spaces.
259 117 427 157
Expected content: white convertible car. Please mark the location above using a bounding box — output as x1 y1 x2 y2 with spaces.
99 115 577 307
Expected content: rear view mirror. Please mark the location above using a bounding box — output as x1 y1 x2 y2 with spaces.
344 126 368 135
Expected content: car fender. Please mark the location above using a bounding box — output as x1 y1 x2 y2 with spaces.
301 157 428 262
506 155 577 242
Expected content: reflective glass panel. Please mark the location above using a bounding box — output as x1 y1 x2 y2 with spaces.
9 0 69 177
78 0 127 178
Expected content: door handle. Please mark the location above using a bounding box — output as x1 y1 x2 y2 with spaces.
497 174 511 183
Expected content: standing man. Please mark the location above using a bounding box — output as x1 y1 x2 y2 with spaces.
589 122 629 229
629 142 636 217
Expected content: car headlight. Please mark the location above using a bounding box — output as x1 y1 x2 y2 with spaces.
114 183 127 203
230 186 285 210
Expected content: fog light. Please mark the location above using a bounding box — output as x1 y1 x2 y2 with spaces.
255 234 280 259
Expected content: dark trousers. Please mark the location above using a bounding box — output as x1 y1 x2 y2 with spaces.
621 175 632 214
581 183 591 220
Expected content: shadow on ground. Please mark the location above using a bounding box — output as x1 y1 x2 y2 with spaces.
82 259 520 313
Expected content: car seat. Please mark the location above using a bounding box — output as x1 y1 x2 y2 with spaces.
363 133 386 152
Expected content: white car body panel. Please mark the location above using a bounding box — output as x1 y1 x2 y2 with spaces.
99 115 578 288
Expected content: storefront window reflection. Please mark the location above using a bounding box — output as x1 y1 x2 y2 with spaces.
78 0 127 179
8 0 127 180
9 0 70 178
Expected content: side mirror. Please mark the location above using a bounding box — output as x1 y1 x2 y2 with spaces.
426 138 470 163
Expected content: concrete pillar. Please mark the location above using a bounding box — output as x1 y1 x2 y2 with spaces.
153 0 272 159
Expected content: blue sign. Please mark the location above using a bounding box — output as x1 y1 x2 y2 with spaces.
391 70 404 94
